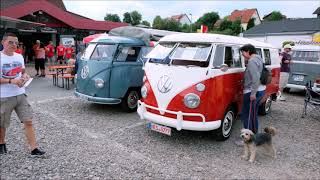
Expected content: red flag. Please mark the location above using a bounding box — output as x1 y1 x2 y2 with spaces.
201 25 208 33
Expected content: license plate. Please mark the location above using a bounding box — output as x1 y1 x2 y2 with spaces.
147 122 171 136
292 75 304 82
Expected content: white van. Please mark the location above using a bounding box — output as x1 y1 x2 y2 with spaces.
138 33 280 140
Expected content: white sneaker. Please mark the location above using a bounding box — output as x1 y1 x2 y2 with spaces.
279 96 286 101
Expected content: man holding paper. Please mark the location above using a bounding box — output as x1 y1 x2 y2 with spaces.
0 32 45 155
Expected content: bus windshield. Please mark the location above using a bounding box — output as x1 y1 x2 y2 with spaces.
146 42 176 64
170 43 212 67
292 50 320 62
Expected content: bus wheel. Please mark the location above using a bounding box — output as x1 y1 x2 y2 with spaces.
283 87 290 93
259 96 272 115
215 106 235 141
121 89 140 112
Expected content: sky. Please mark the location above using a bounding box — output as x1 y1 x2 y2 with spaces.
63 0 320 24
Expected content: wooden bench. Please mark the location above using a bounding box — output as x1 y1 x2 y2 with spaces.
58 74 75 90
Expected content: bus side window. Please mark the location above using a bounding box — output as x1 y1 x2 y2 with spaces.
212 45 224 67
232 47 242 67
224 46 233 67
255 48 262 58
126 47 141 62
263 49 271 65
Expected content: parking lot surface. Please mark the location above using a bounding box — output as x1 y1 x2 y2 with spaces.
1 73 320 179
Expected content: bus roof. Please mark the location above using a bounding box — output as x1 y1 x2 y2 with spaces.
90 35 145 46
160 33 274 48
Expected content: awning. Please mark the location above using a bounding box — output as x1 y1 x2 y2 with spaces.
0 16 45 29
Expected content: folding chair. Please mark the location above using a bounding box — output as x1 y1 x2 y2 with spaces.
302 81 320 119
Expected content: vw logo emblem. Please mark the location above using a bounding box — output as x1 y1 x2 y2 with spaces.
81 65 89 79
157 75 173 93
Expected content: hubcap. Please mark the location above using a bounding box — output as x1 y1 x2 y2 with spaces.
127 91 139 109
222 111 234 137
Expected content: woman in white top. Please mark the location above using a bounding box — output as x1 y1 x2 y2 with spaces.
35 43 46 77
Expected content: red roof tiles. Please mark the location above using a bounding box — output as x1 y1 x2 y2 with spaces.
228 9 257 23
1 0 128 31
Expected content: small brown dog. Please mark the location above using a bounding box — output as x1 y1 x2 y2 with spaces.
240 127 277 163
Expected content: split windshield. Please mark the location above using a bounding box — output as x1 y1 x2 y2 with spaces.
81 43 117 61
292 50 320 62
146 42 212 67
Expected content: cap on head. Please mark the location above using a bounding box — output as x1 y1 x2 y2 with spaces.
283 44 292 49
36 40 40 43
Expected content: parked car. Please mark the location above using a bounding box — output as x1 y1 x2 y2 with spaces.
286 45 320 92
75 27 177 111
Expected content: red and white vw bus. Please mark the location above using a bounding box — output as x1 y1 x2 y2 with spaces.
137 33 280 140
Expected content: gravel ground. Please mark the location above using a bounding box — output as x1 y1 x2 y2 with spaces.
1 69 320 179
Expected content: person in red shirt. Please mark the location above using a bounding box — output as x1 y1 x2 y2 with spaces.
32 40 40 62
65 46 74 63
46 41 55 71
56 42 66 64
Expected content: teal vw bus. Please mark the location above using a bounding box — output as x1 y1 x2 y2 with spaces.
75 27 177 111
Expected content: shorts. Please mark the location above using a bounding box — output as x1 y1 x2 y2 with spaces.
0 94 33 128
47 56 55 63
57 56 64 61
280 72 289 89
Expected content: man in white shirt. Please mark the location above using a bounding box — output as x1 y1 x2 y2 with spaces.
0 32 45 155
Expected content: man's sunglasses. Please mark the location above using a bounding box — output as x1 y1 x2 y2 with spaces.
8 41 19 46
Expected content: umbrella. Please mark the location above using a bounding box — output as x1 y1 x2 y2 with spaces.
82 33 108 44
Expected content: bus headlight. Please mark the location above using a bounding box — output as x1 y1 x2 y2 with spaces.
196 83 205 92
184 93 200 109
141 85 148 98
95 78 104 88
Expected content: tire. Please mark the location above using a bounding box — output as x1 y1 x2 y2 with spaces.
283 87 291 93
215 106 236 141
258 96 272 115
121 89 140 112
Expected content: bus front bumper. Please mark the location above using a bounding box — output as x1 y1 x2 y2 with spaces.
75 91 121 104
137 101 221 131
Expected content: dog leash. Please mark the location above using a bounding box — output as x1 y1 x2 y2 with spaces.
247 100 257 133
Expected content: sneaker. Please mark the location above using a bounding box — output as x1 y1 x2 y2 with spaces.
279 96 286 101
0 144 7 154
31 148 45 156
234 138 244 146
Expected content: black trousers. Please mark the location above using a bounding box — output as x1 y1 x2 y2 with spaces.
35 58 45 71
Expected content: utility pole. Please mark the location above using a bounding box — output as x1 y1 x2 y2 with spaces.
189 13 192 33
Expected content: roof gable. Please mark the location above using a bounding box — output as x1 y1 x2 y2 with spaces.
228 9 257 23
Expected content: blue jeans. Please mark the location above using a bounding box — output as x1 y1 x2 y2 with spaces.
241 90 265 133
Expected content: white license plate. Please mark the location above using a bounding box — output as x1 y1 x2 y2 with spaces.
293 75 304 82
147 122 171 136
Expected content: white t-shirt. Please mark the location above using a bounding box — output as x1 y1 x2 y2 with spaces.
0 52 25 98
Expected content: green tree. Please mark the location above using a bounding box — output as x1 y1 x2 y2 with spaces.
152 16 164 29
130 10 142 26
264 11 286 21
181 24 191 33
104 13 121 22
219 19 232 31
163 19 181 31
246 18 255 30
141 20 151 27
231 19 242 35
195 12 220 30
123 12 132 24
